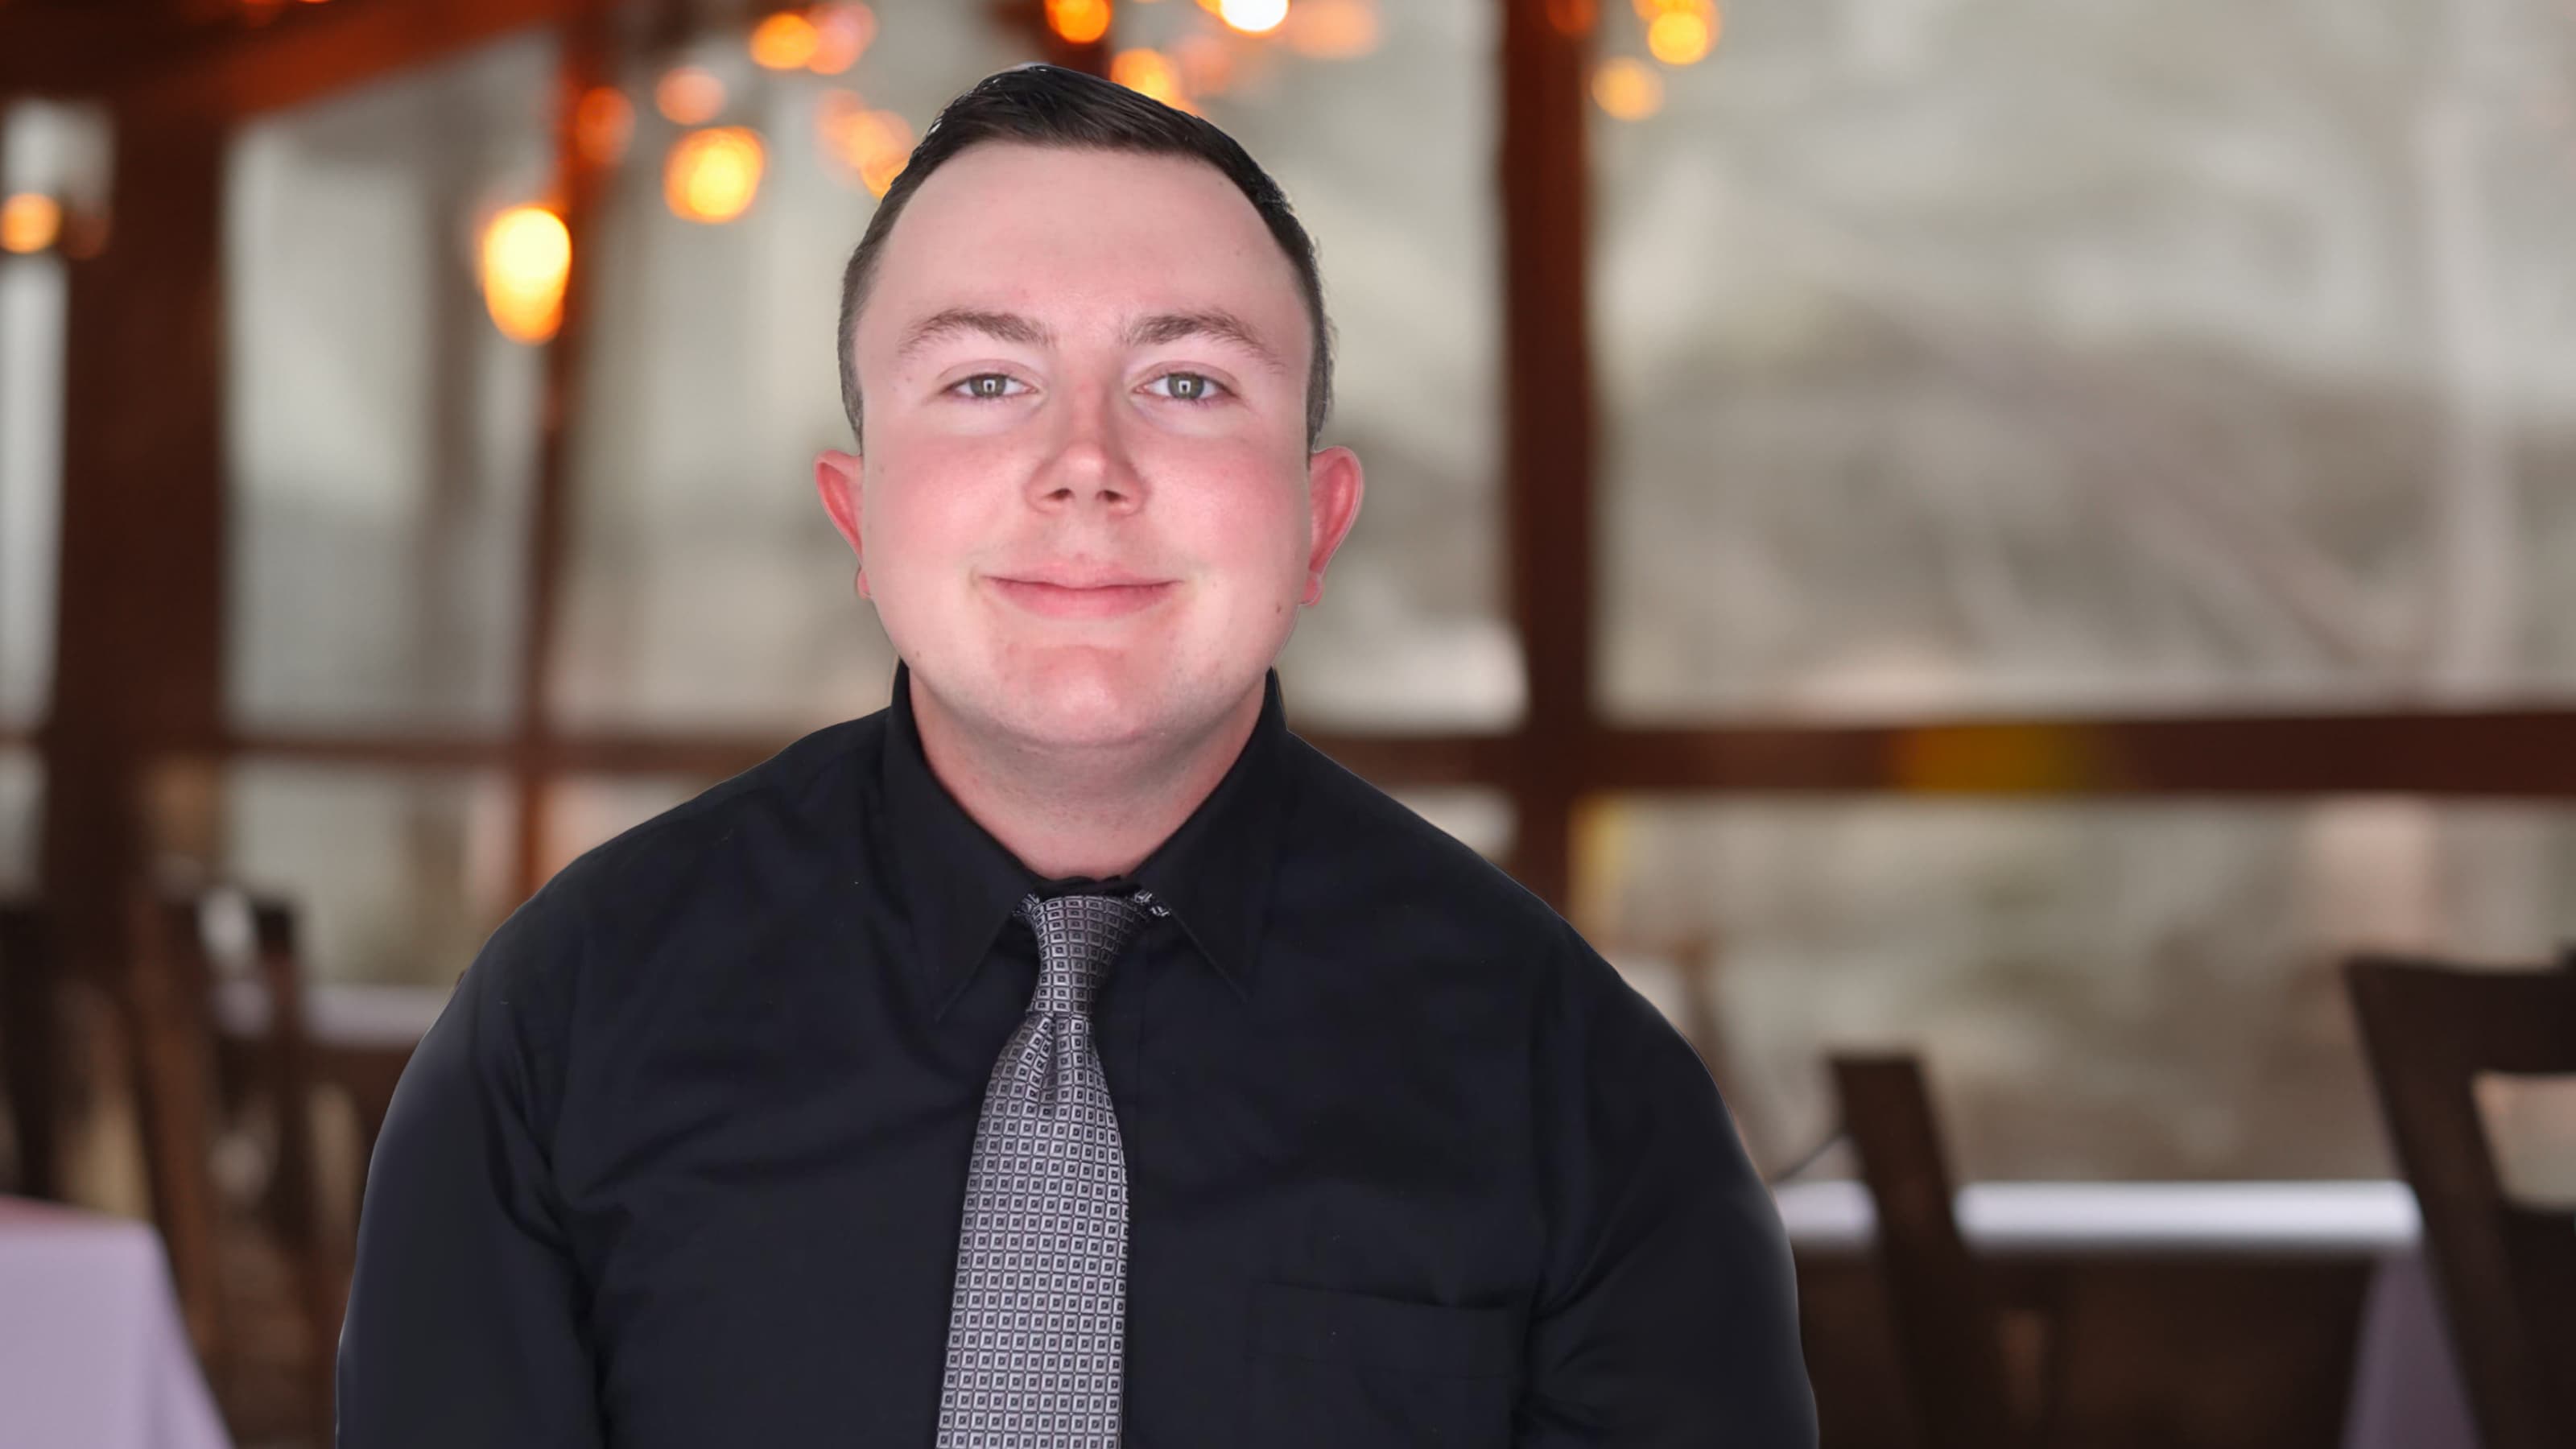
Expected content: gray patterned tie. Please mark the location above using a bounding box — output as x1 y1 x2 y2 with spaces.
935 890 1159 1448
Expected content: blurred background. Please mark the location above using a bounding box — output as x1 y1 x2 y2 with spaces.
2 0 2574 1445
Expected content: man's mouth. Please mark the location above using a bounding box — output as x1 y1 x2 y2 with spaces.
986 576 1179 620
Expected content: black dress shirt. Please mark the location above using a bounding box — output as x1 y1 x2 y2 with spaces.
336 664 1814 1447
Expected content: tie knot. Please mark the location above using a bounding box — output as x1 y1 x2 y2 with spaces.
1016 892 1152 1015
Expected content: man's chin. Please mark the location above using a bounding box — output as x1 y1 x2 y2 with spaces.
968 654 1179 751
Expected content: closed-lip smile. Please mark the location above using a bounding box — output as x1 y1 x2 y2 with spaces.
985 568 1178 620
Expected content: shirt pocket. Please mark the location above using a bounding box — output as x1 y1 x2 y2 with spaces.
1245 1282 1521 1447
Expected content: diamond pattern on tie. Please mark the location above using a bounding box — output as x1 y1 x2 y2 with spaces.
936 892 1152 1449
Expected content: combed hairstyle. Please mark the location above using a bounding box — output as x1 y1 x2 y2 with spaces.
834 64 1335 451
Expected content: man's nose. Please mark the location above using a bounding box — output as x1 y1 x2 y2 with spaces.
1029 386 1144 512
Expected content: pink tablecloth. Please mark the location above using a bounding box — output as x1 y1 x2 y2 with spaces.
0 1196 231 1449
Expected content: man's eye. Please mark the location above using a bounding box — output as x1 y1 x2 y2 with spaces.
953 374 1022 400
1148 372 1228 404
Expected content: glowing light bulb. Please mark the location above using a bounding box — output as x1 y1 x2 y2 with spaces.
479 205 571 344
664 126 766 223
1111 49 1187 108
1546 0 1596 37
1046 0 1112 43
1591 56 1662 120
655 67 727 125
1 194 62 254
2 195 62 254
749 11 821 70
572 86 634 167
807 3 876 72
1217 0 1287 34
1285 0 1376 56
1646 6 1714 64
818 97 912 198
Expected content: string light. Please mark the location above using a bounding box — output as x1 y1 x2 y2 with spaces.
1645 3 1716 64
664 126 766 223
1591 56 1662 119
1 195 62 255
749 10 821 70
572 86 634 167
1285 0 1377 57
1046 0 1112 43
655 67 727 125
1546 0 1597 37
807 3 876 73
1216 0 1287 35
819 94 912 197
478 205 570 344
1110 49 1189 109
857 130 908 195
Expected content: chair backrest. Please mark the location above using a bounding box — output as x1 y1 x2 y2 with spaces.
2345 955 2576 1449
0 902 64 1200
123 888 227 1354
124 888 331 1344
1828 1052 2029 1449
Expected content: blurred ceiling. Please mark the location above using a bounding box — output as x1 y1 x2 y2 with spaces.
0 0 599 122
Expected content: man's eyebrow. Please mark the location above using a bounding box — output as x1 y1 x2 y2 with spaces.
1124 310 1290 375
896 308 1057 362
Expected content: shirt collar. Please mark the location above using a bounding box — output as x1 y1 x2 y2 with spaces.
879 660 1291 1019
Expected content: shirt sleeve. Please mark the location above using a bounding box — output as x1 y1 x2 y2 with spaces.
336 886 603 1449
1514 935 1817 1447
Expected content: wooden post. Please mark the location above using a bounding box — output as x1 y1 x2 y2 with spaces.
1498 0 1597 909
42 114 229 1019
509 7 618 899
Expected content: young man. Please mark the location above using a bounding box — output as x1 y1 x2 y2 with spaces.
338 64 1813 1447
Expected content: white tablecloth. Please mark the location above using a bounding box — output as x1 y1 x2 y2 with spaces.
0 1196 231 1449
1775 1179 2477 1449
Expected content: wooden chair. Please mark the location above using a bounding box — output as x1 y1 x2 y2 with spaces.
2345 954 2576 1449
126 885 345 1447
1828 1052 2056 1449
0 901 65 1200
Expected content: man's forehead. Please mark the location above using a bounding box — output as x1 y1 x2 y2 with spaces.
903 139 1259 220
872 144 1297 295
862 147 1307 361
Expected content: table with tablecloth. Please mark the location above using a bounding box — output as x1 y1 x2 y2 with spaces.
0 1195 230 1449
1776 1179 2477 1449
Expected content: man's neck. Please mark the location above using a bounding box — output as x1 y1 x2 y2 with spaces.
909 676 1266 881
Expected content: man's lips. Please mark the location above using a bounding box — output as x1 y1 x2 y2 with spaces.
986 576 1178 620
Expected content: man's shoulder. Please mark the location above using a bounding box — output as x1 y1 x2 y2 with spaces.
542 709 887 919
1276 730 1577 959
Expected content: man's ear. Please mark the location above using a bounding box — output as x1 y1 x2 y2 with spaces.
1302 444 1365 607
814 449 871 600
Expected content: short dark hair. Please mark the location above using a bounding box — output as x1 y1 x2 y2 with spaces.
834 64 1334 450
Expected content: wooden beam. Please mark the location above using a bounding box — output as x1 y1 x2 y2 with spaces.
0 2 208 99
0 0 597 125
177 704 2576 799
508 7 616 901
1497 0 1597 906
41 114 228 979
212 727 1522 791
1595 710 2576 798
